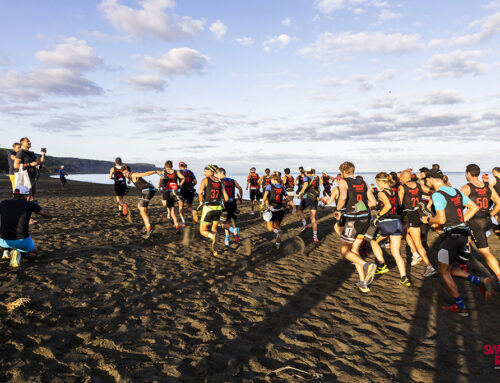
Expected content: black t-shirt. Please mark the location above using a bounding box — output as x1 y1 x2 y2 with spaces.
15 149 38 177
7 150 16 174
0 199 42 240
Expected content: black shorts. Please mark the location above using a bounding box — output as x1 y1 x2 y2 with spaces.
139 189 155 208
375 220 403 238
250 189 260 201
162 190 180 208
225 201 239 221
469 217 493 249
341 217 370 243
300 198 318 211
60 176 66 184
114 182 127 197
404 210 422 228
180 188 195 204
270 209 285 222
438 232 469 264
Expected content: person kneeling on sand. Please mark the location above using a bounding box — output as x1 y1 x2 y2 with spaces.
0 185 52 268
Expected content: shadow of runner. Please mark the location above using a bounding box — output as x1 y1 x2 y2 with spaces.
181 258 354 381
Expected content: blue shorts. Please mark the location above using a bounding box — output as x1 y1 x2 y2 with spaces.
0 237 36 252
375 220 402 238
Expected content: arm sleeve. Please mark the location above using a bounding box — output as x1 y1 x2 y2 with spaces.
431 193 447 211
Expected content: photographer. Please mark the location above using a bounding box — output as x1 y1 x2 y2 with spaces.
13 137 46 200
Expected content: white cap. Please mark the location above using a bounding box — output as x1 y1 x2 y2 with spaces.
305 166 312 172
14 185 30 195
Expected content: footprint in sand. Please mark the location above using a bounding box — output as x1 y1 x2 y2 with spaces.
239 238 252 256
182 227 194 246
283 236 305 255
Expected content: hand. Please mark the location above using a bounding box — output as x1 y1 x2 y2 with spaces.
421 216 430 224
373 214 381 226
333 211 341 220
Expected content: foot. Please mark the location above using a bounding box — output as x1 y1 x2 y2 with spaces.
357 281 370 293
411 254 423 266
478 277 493 302
224 235 230 247
2 249 10 259
399 276 411 287
313 237 319 242
364 262 377 285
9 249 21 268
122 204 128 216
275 242 281 249
442 304 469 317
143 228 154 239
423 265 437 278
234 228 240 243
175 226 181 234
375 264 389 275
301 225 308 233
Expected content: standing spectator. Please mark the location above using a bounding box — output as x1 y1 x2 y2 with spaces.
59 165 67 189
13 137 45 201
7 142 21 190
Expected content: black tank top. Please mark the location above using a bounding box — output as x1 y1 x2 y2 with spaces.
322 175 331 185
468 183 492 219
297 175 305 188
205 177 223 203
221 178 235 199
381 189 400 219
308 176 320 190
113 166 125 183
162 170 179 190
284 175 294 190
269 184 286 209
438 189 465 228
248 173 259 188
133 177 153 191
402 183 422 210
263 176 271 188
181 169 195 189
345 177 369 215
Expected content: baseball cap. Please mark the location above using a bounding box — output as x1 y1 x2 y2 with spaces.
179 161 187 167
305 167 312 172
14 185 30 195
427 169 444 179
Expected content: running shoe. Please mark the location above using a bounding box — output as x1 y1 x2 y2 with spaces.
275 242 281 249
364 262 377 285
399 276 411 287
2 249 10 259
234 228 240 243
250 211 255 216
411 254 423 266
441 304 469 317
301 225 308 233
175 226 181 234
357 281 370 293
478 277 493 302
122 204 128 216
9 249 21 268
375 264 389 275
423 265 437 278
224 235 230 247
459 264 468 272
313 237 319 242
143 228 154 239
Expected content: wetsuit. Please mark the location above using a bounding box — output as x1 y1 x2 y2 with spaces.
467 183 493 249
402 183 423 228
180 169 196 204
340 177 370 243
247 173 260 201
112 166 127 196
161 170 180 208
133 177 155 208
201 177 224 223
221 177 239 221
266 183 287 222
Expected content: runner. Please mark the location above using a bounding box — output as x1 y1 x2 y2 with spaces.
298 167 321 242
159 161 185 233
282 168 296 212
178 162 198 224
246 167 260 215
263 173 287 248
259 168 272 214
492 167 500 233
422 169 492 316
320 172 333 199
216 168 243 246
7 142 21 191
198 165 229 253
295 166 305 195
109 157 128 217
370 173 411 287
460 164 500 287
59 166 67 189
121 165 159 239
398 170 436 277
324 175 344 236
334 161 378 293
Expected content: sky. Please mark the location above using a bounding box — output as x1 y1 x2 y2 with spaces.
1 0 499 173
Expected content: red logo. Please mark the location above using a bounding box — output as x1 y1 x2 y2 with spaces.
484 344 500 369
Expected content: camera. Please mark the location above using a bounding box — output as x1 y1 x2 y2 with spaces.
41 147 47 153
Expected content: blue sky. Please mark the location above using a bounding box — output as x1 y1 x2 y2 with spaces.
1 0 499 173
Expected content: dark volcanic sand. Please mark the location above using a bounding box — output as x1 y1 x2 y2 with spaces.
1 176 499 382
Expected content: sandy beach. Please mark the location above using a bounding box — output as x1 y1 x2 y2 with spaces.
1 176 499 382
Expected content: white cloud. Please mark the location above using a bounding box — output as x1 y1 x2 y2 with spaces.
0 56 10 66
209 20 227 40
320 68 394 91
124 74 166 91
314 0 387 14
422 50 487 78
314 0 346 14
299 31 422 60
450 11 500 45
379 9 402 20
235 37 254 46
417 90 464 105
282 18 291 26
0 38 103 101
263 34 291 51
99 0 205 41
140 48 210 76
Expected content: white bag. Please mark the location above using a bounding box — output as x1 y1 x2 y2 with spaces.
14 164 32 190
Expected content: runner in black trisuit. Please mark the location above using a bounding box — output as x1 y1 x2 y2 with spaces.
216 168 243 246
246 167 260 216
298 167 321 242
178 162 198 224
263 173 287 248
109 157 128 217
282 168 296 212
159 160 185 233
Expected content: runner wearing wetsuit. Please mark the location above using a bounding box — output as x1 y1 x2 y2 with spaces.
122 165 159 239
263 174 288 248
334 161 378 293
246 167 260 215
216 168 243 246
398 170 436 277
178 162 198 224
461 164 500 288
159 160 184 232
422 169 491 316
109 157 128 216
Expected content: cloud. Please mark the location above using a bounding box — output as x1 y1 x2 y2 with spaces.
379 9 402 20
209 20 227 40
0 38 103 101
0 56 10 66
299 31 422 60
422 50 487 78
235 37 254 46
314 0 346 14
417 90 464 105
281 18 291 26
99 0 204 41
263 34 291 51
140 48 210 75
124 74 166 91
450 11 500 45
32 113 106 132
314 0 388 14
320 69 394 91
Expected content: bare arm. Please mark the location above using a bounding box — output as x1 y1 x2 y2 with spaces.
109 167 115 180
398 185 405 207
367 188 377 208
299 181 309 198
263 190 269 208
428 209 446 226
234 180 243 198
377 192 391 217
326 186 339 205
336 179 348 211
460 184 471 197
37 209 53 219
198 178 208 204
177 171 185 187
489 188 500 216
464 200 479 222
133 170 157 178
